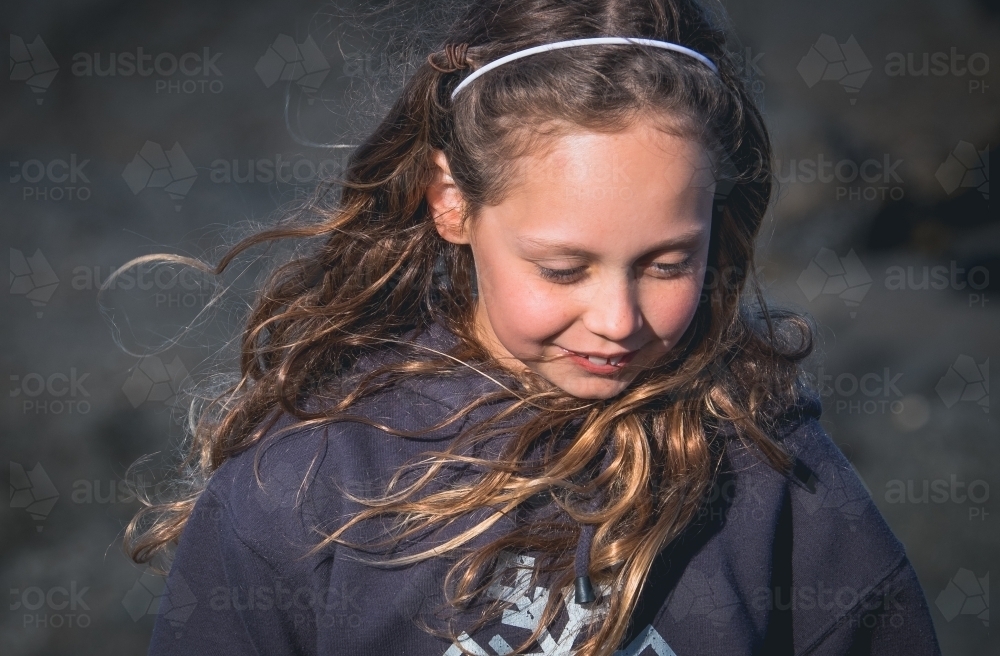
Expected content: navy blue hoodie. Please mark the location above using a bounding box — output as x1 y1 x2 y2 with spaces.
148 320 942 655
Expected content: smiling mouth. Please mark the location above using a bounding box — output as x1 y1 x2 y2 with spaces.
558 347 637 372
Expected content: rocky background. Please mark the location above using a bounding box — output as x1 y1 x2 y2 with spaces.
2 0 997 654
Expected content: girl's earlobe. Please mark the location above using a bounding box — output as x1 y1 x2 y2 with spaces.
433 212 470 245
427 150 470 245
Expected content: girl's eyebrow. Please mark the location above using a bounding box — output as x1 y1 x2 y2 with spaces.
516 227 708 257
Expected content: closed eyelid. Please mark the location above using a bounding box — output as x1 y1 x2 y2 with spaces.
536 257 693 284
647 254 693 266
536 263 587 275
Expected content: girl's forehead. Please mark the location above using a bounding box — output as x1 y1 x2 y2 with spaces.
502 124 718 204
511 119 711 176
475 129 716 252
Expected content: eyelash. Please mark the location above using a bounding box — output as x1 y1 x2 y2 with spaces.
537 266 586 282
537 258 694 283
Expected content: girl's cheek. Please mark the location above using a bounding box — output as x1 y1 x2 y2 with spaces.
519 284 568 319
646 284 703 335
503 281 573 331
484 268 551 322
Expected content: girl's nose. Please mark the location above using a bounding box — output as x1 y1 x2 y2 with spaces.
581 273 644 342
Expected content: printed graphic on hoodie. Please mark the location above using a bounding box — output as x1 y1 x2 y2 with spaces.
443 552 678 656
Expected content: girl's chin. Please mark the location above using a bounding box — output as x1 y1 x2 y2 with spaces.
545 368 634 398
561 382 630 400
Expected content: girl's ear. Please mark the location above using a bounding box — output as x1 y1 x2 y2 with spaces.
426 149 471 245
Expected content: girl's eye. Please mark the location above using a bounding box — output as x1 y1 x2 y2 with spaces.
649 258 693 278
537 265 586 283
537 259 694 283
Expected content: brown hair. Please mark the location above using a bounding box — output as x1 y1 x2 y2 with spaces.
124 1 812 654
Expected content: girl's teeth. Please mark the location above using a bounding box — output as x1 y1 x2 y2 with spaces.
582 354 626 366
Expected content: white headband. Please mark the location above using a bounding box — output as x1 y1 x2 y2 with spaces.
450 37 720 100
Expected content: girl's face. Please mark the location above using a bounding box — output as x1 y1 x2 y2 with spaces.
429 118 716 399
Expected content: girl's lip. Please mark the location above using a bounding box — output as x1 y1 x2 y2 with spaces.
558 347 637 374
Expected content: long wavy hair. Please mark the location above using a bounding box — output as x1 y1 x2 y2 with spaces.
124 1 813 654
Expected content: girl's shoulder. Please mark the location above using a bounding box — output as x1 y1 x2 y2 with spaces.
199 326 513 564
721 386 911 598
723 386 872 514
202 410 473 560
196 412 346 564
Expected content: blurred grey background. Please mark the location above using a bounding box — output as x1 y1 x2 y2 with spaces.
2 0 997 654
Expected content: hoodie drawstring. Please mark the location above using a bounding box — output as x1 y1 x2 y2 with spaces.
573 439 615 605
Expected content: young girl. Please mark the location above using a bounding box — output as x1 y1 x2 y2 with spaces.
126 1 943 654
